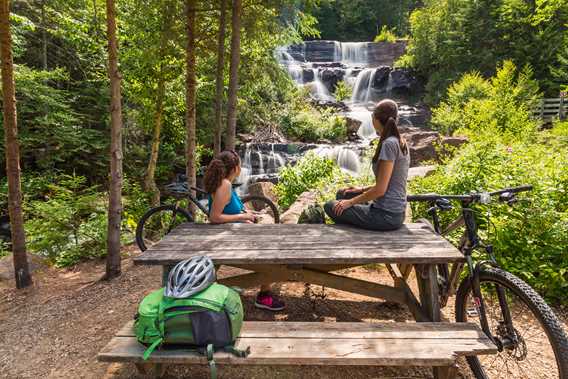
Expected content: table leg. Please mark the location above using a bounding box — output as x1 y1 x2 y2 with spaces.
415 264 441 322
162 265 174 286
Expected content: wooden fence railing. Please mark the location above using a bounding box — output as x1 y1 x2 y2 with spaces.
532 97 566 122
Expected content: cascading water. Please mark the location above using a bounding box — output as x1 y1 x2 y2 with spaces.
314 145 361 175
347 107 377 140
351 68 378 104
311 68 333 101
341 42 368 65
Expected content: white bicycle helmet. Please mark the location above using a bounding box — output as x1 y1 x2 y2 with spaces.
164 256 216 298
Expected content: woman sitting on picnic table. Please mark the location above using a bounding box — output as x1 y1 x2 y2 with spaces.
204 150 286 312
324 99 409 231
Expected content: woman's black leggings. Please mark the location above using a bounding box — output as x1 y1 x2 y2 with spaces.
324 191 405 231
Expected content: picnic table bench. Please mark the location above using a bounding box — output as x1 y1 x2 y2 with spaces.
98 223 497 378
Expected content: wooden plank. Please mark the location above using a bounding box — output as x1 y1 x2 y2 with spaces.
116 321 495 341
435 365 459 379
149 240 452 251
135 247 464 266
98 336 494 366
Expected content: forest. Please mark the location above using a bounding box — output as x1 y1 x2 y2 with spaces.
0 0 567 303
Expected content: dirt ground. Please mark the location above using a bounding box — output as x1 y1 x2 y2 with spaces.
1 247 566 379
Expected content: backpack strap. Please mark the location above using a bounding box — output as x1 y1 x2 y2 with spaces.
206 344 217 379
142 337 163 361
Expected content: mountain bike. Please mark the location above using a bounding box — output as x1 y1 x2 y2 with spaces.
135 180 280 252
408 185 568 379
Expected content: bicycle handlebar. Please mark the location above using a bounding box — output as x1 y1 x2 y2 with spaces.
407 185 533 203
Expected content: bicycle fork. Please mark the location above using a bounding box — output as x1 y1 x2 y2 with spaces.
466 253 518 352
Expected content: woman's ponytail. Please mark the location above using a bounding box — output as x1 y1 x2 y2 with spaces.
204 159 226 194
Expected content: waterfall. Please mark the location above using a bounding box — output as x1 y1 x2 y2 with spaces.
333 41 341 62
314 146 361 175
256 149 264 175
351 68 377 104
287 64 303 84
267 144 285 172
341 42 368 65
347 107 377 140
311 68 333 101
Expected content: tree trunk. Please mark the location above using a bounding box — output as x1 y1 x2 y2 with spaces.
185 0 197 215
213 0 227 155
225 0 241 151
0 0 32 289
105 0 123 279
144 75 165 207
41 0 47 70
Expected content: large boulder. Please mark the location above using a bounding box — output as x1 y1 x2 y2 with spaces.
320 68 345 91
281 191 318 224
388 68 417 96
372 66 391 90
247 182 278 204
345 116 363 141
399 125 468 166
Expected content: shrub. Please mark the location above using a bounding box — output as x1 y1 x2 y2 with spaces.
24 174 108 267
280 107 346 143
431 61 540 139
374 26 397 43
275 153 341 210
334 80 352 101
409 136 568 303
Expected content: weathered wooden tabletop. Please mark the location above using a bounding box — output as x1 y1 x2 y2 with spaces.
134 223 464 266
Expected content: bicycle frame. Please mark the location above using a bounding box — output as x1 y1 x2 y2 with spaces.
429 200 517 350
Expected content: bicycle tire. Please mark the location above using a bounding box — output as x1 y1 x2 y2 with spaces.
135 205 193 252
240 195 280 224
455 267 568 379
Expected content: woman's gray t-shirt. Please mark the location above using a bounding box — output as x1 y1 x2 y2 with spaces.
372 136 410 214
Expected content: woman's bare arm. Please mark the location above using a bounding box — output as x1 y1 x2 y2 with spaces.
209 180 252 224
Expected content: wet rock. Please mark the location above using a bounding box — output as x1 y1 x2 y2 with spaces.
320 68 345 91
372 66 392 90
311 99 349 112
302 68 314 83
389 68 417 96
345 116 362 141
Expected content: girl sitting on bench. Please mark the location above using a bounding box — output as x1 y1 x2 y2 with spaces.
324 99 409 231
204 150 286 311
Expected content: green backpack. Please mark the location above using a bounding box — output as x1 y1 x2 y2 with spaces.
134 282 248 375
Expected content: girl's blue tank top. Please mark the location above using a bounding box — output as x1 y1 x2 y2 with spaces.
208 188 244 215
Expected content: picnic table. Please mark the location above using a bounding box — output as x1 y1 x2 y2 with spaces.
99 223 496 379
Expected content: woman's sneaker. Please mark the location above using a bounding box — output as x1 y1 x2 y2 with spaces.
254 291 285 311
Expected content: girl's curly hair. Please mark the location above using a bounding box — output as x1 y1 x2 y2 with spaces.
203 150 241 194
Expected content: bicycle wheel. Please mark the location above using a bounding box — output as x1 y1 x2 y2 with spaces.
240 195 280 224
455 267 568 379
135 205 193 252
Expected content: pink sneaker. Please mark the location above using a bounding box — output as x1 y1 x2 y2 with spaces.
254 291 285 311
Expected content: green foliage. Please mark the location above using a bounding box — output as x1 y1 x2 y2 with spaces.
275 153 341 210
410 135 568 302
280 105 347 142
402 0 568 103
311 0 420 41
431 61 540 139
374 26 397 43
333 80 352 101
411 64 568 303
24 175 108 267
